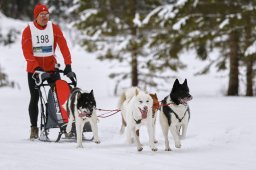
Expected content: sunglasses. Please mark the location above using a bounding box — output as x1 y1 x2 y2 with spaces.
39 13 49 17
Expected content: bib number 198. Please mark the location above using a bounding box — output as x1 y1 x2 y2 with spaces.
36 35 49 44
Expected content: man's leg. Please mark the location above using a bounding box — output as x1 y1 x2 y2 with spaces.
28 73 39 139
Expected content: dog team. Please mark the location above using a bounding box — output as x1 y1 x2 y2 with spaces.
63 78 193 151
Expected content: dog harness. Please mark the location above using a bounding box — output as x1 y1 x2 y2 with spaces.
134 119 142 124
170 107 189 122
132 110 143 124
162 97 190 126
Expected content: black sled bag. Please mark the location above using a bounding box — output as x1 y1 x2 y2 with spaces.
45 80 70 129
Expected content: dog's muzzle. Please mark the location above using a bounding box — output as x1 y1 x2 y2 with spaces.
139 106 148 119
179 96 193 106
78 110 92 118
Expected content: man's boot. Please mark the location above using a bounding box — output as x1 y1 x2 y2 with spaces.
30 127 39 140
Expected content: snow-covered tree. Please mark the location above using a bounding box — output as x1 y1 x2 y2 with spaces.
73 0 181 93
146 0 256 96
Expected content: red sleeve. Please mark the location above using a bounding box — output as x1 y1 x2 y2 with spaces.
21 26 39 71
53 23 72 65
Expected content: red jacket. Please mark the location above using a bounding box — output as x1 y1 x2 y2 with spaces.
22 21 72 73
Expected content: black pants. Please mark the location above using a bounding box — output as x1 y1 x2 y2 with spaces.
27 72 60 127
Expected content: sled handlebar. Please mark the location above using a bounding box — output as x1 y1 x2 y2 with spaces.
32 71 51 86
32 69 77 87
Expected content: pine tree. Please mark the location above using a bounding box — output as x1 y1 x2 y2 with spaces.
74 0 178 93
239 3 256 96
146 0 256 96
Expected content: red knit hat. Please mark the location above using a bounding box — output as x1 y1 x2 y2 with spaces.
34 4 49 19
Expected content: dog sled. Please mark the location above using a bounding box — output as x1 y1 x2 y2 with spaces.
32 67 93 142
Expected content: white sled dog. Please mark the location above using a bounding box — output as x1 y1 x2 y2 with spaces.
64 88 100 148
118 87 157 151
160 79 192 151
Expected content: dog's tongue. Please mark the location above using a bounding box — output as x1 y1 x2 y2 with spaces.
79 111 91 118
139 109 147 119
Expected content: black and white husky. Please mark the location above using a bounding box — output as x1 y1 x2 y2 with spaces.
64 88 100 148
160 79 192 151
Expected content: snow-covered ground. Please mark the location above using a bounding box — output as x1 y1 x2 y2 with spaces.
0 14 256 170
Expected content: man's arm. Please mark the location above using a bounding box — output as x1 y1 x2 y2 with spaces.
21 26 39 72
53 24 72 65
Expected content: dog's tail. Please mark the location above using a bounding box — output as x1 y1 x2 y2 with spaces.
118 91 126 134
117 91 126 110
120 115 126 134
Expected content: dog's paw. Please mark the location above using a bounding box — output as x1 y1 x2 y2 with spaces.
165 148 172 151
65 132 73 139
137 147 143 152
76 145 84 148
120 126 125 134
66 127 71 134
175 143 181 148
127 138 134 144
180 135 186 140
151 147 158 152
94 140 101 144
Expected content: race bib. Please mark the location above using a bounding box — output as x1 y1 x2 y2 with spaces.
29 21 54 57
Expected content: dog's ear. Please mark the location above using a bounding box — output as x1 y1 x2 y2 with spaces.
90 90 94 96
182 79 187 86
173 79 180 88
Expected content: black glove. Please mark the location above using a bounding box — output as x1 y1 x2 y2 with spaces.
64 64 72 75
67 72 77 87
34 66 44 72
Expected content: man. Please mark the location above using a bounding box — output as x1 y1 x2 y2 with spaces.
22 3 73 140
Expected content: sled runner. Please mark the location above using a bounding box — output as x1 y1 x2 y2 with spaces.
32 67 93 142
